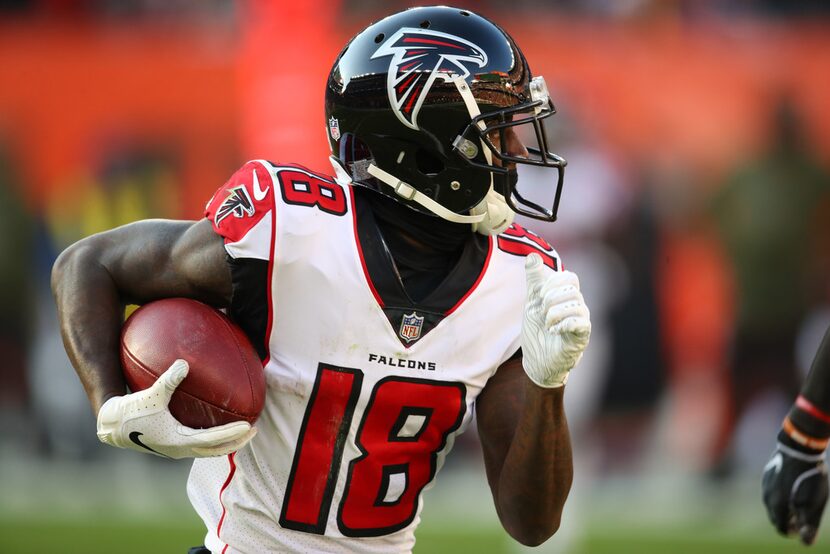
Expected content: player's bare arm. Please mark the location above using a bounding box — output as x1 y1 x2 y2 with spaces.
476 358 572 546
51 219 254 460
51 219 230 413
475 253 588 546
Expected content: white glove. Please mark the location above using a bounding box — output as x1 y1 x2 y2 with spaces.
97 359 257 459
521 254 591 388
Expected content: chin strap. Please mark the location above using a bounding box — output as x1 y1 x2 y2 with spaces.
452 77 514 235
366 163 485 224
331 155 486 225
470 188 514 235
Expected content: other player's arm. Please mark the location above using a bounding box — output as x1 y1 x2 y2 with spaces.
476 358 572 547
475 254 590 546
51 219 230 414
762 324 830 545
794 325 830 427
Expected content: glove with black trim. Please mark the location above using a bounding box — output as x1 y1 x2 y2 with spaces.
762 441 829 545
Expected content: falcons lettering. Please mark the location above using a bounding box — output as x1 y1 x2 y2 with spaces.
371 28 488 130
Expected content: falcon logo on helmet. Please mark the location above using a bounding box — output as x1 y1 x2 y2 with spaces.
371 28 487 131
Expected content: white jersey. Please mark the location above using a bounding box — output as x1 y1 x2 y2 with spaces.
190 160 562 553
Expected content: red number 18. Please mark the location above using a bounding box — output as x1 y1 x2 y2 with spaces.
279 364 466 537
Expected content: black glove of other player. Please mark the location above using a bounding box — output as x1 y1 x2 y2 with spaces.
762 442 828 545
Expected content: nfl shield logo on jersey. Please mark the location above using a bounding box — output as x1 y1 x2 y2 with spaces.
399 312 424 343
328 116 341 141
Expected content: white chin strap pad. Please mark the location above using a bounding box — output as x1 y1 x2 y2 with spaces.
470 189 514 235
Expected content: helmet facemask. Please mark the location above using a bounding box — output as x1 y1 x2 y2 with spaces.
454 76 567 224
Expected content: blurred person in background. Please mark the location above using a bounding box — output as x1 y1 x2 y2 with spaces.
594 173 665 473
711 93 830 475
762 324 830 546
51 7 592 553
0 144 35 445
653 171 733 475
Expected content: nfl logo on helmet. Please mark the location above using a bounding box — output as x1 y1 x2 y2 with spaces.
399 312 424 343
328 116 341 141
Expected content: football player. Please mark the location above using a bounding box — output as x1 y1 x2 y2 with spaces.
763 324 830 545
52 7 590 553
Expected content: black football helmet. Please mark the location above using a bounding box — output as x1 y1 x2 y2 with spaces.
325 6 566 234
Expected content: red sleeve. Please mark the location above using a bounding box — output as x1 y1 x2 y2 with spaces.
205 160 275 244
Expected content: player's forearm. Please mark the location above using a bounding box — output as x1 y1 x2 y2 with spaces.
786 325 830 448
51 238 127 415
800 326 830 414
494 384 573 546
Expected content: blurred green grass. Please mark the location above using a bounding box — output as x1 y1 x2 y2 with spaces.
0 516 824 554
582 531 825 554
0 517 507 553
1 455 827 553
0 516 828 554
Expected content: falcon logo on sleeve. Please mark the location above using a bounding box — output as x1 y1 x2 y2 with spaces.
371 28 488 130
214 185 255 227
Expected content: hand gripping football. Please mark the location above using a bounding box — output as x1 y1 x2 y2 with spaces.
120 298 266 428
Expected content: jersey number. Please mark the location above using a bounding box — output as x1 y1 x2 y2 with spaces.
277 170 347 216
497 224 559 269
279 364 466 537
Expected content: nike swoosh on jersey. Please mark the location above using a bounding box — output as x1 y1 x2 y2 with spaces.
129 431 170 458
252 170 270 201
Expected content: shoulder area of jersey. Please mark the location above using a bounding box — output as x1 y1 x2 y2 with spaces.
495 222 562 271
204 159 347 237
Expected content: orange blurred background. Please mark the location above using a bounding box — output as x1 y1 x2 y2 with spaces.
2 2 830 552
3 3 829 213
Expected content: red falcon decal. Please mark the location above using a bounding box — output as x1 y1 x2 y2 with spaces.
371 28 488 130
205 161 273 244
214 185 255 227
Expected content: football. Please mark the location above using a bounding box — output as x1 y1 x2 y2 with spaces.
120 298 266 429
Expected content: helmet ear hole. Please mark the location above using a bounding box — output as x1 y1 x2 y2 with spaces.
339 133 372 166
415 148 445 176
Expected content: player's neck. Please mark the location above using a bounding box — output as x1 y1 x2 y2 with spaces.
358 187 472 257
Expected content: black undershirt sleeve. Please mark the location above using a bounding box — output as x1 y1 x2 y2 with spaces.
801 325 830 411
788 324 830 440
226 256 270 361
